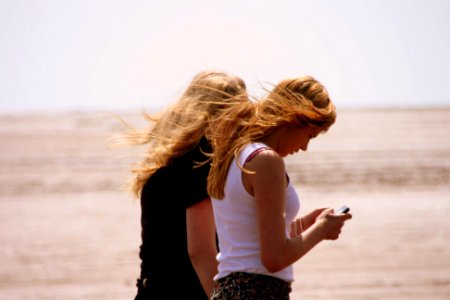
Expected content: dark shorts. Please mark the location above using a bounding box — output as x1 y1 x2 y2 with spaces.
211 272 292 300
134 277 208 300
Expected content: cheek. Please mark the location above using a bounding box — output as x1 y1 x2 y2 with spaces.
298 136 311 151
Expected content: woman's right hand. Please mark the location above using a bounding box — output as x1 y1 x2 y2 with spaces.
315 208 352 240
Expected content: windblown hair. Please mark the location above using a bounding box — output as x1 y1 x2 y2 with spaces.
115 70 247 197
207 76 336 199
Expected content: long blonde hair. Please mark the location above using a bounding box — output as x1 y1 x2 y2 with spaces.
117 70 247 197
207 76 336 199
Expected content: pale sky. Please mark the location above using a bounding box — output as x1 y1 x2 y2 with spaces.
1 0 449 113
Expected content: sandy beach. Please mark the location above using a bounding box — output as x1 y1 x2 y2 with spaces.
0 108 449 299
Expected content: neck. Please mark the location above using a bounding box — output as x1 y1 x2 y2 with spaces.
257 127 285 153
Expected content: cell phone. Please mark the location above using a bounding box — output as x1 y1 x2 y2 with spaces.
336 205 350 214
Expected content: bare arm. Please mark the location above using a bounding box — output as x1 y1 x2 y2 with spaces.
186 198 218 298
244 151 352 273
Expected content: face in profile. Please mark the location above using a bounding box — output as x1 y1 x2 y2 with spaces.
276 125 321 157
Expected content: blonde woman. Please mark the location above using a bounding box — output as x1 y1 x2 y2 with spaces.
207 76 352 299
121 71 247 299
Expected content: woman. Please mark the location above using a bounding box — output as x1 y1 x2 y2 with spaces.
119 71 247 299
207 76 352 299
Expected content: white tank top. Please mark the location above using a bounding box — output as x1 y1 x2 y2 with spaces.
212 143 300 282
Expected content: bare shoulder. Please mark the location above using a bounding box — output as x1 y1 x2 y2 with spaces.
245 149 285 174
242 148 286 196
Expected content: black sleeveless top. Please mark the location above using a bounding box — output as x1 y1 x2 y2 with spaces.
135 137 211 299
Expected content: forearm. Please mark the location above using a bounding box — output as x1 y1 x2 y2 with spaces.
264 211 351 272
190 254 218 297
186 198 217 296
263 222 325 273
286 222 325 262
301 208 326 230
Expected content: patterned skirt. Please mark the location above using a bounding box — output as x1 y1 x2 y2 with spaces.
211 272 292 300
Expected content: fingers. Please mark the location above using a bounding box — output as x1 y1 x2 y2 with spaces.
342 213 352 220
322 209 352 240
313 208 328 215
317 207 334 219
290 221 296 238
306 207 353 240
330 212 352 221
290 218 303 238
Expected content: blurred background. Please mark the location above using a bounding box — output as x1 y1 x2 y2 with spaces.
0 0 449 299
1 0 449 112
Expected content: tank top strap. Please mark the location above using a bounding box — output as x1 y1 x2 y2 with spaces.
244 146 273 164
241 143 290 183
